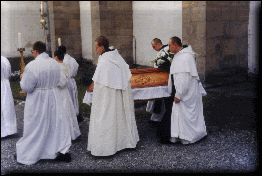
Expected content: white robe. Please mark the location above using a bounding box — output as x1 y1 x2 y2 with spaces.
87 49 139 156
1 56 17 138
168 46 207 144
63 54 79 116
16 52 71 165
57 62 81 140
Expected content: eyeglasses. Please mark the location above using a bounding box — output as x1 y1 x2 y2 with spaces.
31 50 34 54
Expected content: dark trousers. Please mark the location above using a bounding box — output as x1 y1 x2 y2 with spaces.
156 74 175 142
156 96 174 142
153 99 163 114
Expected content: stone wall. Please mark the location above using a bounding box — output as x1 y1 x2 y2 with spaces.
49 1 82 60
182 1 206 82
90 1 133 65
205 1 250 80
182 1 250 83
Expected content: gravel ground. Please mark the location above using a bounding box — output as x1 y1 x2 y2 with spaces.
1 84 259 174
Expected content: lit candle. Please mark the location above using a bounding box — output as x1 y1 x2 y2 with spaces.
58 38 61 46
40 1 43 15
18 33 22 48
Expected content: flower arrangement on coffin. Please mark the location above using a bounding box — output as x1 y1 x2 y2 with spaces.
150 48 175 72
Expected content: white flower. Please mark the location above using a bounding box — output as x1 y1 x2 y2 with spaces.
164 46 169 52
167 57 172 62
157 59 164 65
109 46 114 50
11 70 21 76
160 51 166 57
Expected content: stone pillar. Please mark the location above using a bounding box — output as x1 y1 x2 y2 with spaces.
48 1 82 60
182 1 206 82
205 1 250 83
91 1 101 64
91 1 133 65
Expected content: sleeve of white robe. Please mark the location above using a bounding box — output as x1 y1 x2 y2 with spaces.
173 72 191 100
20 67 38 93
57 71 69 89
71 60 79 78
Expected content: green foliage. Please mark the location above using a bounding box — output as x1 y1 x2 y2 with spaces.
9 80 26 101
78 59 97 87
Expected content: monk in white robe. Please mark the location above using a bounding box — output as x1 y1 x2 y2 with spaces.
53 49 81 140
165 36 207 144
16 41 71 165
1 56 17 138
87 36 139 156
59 47 79 117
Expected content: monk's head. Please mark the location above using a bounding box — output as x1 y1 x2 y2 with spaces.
57 45 67 55
95 36 109 55
168 36 182 54
32 41 46 58
151 38 163 51
53 47 65 62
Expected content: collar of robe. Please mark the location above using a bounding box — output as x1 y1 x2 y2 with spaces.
92 49 132 90
169 45 199 80
35 52 50 61
101 48 115 56
159 44 168 51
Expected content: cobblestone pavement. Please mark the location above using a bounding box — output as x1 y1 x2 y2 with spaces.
1 82 258 174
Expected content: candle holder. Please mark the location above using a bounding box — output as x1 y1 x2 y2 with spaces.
17 48 27 96
40 15 47 30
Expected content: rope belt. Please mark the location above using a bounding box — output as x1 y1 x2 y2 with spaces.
35 86 56 90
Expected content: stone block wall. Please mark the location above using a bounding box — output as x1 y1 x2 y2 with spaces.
205 1 250 78
182 1 206 82
49 1 82 60
95 1 133 65
91 1 101 64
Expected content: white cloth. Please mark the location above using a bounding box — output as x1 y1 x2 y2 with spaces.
16 52 71 165
92 49 132 90
83 85 170 106
57 62 81 140
169 46 207 144
63 54 79 116
87 81 139 156
1 56 17 138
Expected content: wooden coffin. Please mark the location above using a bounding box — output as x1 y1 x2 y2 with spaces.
130 68 169 89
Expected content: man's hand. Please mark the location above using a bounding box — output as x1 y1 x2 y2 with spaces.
20 74 23 80
174 97 180 103
87 82 94 92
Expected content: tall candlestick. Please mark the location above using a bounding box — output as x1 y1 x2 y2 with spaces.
41 1 43 15
58 38 61 46
18 33 22 48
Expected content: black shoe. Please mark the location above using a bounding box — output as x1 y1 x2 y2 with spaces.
55 153 71 162
77 114 84 124
14 154 17 160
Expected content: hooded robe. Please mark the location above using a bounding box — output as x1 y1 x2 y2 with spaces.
87 49 139 156
168 45 207 144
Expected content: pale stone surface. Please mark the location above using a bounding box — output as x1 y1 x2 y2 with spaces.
133 1 182 66
1 1 46 57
